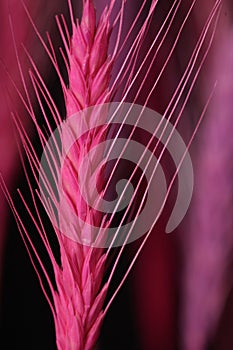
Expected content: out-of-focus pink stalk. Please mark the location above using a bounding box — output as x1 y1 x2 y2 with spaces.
0 0 53 297
0 0 29 290
0 0 69 302
181 10 233 349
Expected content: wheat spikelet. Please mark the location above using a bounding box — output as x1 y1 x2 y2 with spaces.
65 0 112 115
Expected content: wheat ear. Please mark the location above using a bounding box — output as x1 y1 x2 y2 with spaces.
1 0 112 349
0 0 158 347
182 13 233 350
49 1 113 349
0 0 223 348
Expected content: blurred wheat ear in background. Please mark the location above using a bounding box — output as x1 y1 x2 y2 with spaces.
181 2 233 349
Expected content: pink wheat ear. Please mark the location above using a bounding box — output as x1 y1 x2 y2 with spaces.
0 0 224 349
181 8 233 350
